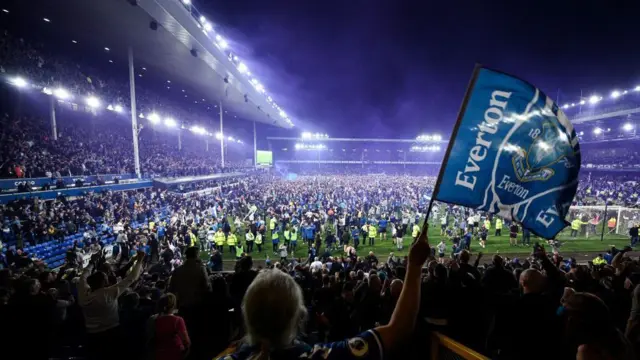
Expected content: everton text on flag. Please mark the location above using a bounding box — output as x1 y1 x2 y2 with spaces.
433 67 581 239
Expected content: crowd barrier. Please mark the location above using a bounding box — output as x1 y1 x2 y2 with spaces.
430 332 488 360
0 173 137 191
0 181 153 203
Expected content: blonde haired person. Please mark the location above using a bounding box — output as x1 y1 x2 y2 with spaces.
220 231 431 359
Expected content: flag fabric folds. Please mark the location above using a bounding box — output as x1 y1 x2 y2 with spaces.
433 67 581 239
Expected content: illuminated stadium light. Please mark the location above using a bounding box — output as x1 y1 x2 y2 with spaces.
279 110 287 118
107 105 113 111
635 86 640 92
607 128 611 132
623 123 634 132
191 126 206 135
611 90 621 99
295 143 326 150
2 9 8 13
215 132 223 140
588 95 601 105
593 127 603 135
254 83 265 93
215 35 228 49
85 96 101 108
301 132 312 139
163 117 176 127
43 18 50 23
410 145 441 152
104 47 110 52
10 76 28 88
53 88 70 100
203 23 212 32
237 139 243 144
579 131 584 136
147 113 161 127
139 113 145 119
114 105 123 113
238 62 248 73
182 0 191 4
579 100 586 105
416 134 441 142
228 136 235 141
562 104 569 109
199 16 206 23
42 87 53 95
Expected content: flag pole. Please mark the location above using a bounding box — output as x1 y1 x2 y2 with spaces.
422 65 482 236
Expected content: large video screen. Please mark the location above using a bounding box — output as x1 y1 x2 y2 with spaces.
256 150 273 166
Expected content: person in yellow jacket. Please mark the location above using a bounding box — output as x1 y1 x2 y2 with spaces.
254 231 263 253
484 219 491 231
571 218 584 238
245 231 255 253
214 228 226 254
227 231 238 256
495 218 503 237
412 223 420 242
592 254 606 266
368 224 377 246
189 230 198 247
284 227 292 251
607 217 616 234
269 216 277 235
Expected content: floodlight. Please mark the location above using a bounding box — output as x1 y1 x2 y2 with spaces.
279 110 287 118
182 0 191 4
200 16 206 23
238 62 248 73
635 86 640 92
562 104 569 109
42 87 53 95
43 18 50 22
623 123 634 132
86 96 100 108
593 127 602 135
215 132 222 140
228 136 234 141
10 77 28 88
53 88 70 100
579 100 585 105
147 113 160 127
191 126 206 135
217 38 228 49
163 117 175 127
611 90 621 99
588 95 600 104
204 23 212 32
104 47 110 51
114 105 123 113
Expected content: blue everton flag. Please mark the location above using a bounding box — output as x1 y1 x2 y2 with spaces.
433 67 581 239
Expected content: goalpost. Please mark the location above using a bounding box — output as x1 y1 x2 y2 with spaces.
566 205 640 238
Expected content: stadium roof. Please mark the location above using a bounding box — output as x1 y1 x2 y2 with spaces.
2 0 293 128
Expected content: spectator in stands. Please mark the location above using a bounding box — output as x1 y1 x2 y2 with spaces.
224 232 429 359
147 293 191 360
78 250 145 360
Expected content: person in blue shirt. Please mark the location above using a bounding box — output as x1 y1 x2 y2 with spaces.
304 224 316 247
351 226 360 249
378 218 388 242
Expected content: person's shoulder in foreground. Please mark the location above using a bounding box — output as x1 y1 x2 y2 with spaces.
219 329 383 360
